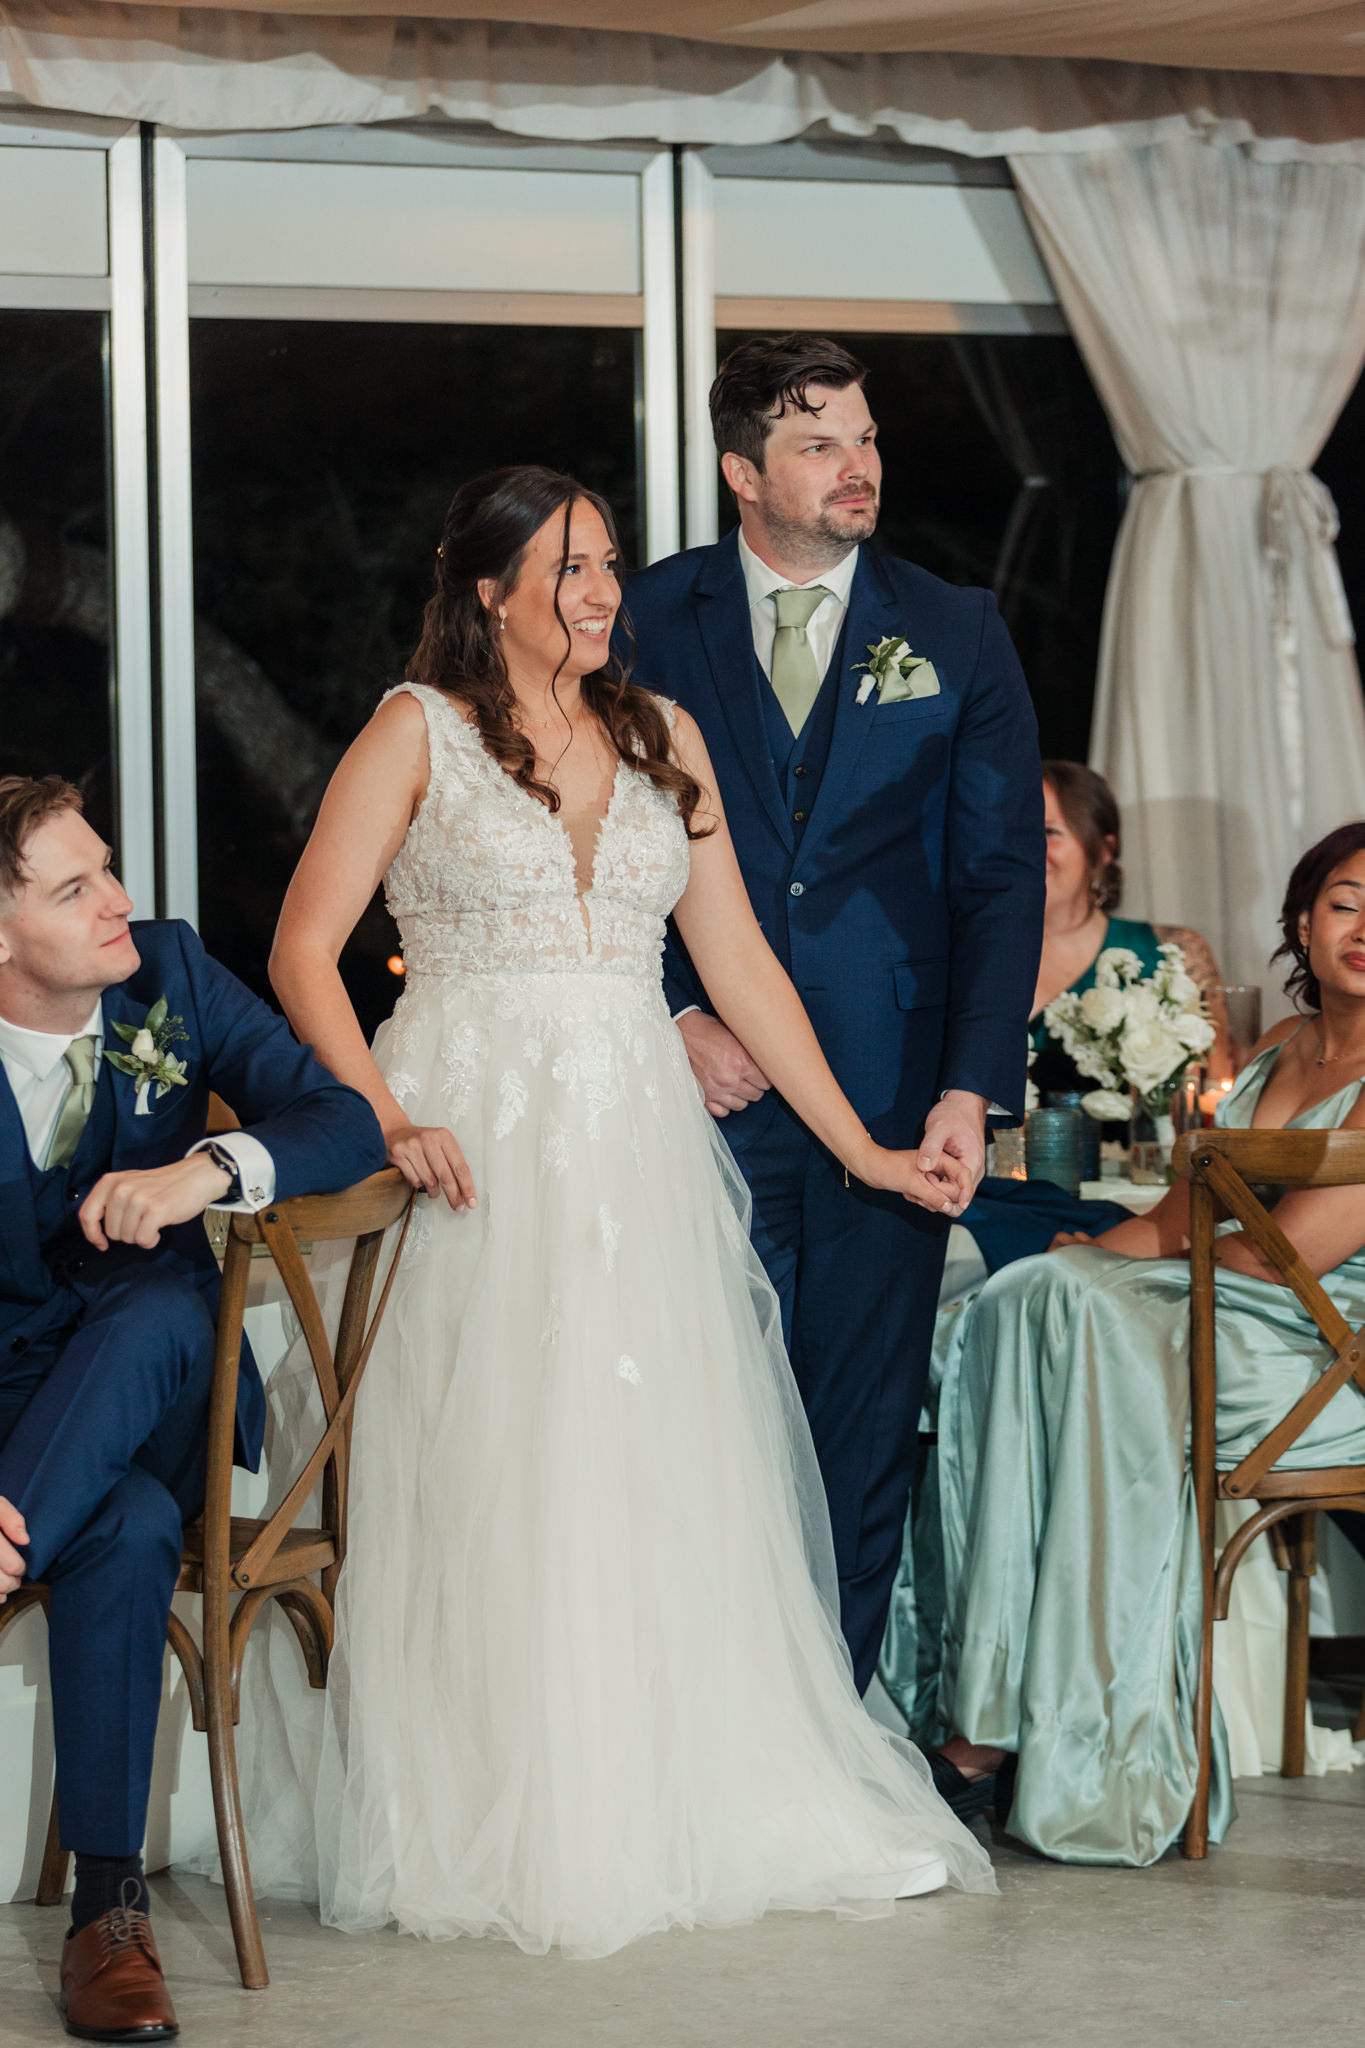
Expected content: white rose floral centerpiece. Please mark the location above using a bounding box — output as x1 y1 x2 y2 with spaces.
1042 943 1215 1176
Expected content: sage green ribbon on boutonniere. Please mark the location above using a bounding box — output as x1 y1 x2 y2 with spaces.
853 637 941 706
104 994 190 1116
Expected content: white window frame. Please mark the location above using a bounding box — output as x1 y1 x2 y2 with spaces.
151 127 681 922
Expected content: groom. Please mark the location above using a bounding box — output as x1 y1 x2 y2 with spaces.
0 776 384 2041
626 335 1044 1692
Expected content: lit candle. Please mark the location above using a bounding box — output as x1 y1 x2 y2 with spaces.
1197 1078 1234 1118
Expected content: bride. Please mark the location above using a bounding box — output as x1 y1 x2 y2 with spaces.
265 463 994 1957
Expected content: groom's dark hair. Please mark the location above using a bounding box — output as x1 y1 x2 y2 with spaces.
710 334 868 473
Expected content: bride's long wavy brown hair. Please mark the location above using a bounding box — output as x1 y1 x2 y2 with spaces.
409 466 711 837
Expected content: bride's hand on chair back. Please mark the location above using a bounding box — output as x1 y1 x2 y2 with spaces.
384 1121 478 1211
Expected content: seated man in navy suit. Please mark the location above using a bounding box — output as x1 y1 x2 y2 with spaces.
624 335 1044 1717
0 775 384 2043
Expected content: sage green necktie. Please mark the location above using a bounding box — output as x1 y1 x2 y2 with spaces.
45 1033 98 1171
770 585 832 736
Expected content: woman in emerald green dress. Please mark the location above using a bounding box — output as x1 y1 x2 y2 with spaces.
1029 760 1228 1106
928 822 1365 1864
943 763 1229 1274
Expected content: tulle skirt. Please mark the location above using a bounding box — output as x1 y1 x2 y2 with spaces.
243 967 993 1957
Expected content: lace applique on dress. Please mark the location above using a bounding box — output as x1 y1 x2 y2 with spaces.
379 682 690 985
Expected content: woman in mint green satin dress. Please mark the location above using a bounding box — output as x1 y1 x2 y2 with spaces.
930 823 1365 1865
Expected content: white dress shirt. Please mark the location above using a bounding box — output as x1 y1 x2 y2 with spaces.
738 530 860 685
0 999 274 1210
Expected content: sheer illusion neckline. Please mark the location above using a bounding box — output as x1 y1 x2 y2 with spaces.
443 699 628 926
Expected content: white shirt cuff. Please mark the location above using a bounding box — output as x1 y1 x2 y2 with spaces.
672 1004 701 1023
189 1131 276 1212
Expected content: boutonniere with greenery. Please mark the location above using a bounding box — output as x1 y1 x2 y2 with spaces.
104 994 190 1116
853 638 942 706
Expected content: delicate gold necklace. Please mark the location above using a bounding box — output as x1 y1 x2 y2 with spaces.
1315 1022 1365 1068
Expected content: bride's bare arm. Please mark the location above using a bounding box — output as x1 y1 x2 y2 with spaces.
669 711 961 1214
269 692 477 1208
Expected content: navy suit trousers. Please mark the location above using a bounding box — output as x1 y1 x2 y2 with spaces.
724 1093 948 1693
0 1267 217 1855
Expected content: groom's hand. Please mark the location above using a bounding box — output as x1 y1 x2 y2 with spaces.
0 1497 29 1602
79 1154 233 1251
677 1012 771 1118
918 1092 988 1210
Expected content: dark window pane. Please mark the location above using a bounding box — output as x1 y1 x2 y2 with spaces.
0 310 114 846
190 320 640 1035
1312 378 1365 661
716 331 1123 762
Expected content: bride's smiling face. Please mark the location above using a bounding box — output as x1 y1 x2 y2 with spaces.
484 499 621 687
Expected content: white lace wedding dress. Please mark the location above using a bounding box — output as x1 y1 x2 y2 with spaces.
249 681 993 1957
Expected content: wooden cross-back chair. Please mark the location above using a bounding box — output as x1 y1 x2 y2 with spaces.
1176 1125 1365 1859
3 1094 412 1989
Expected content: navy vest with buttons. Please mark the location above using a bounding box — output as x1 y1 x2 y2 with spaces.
758 608 850 854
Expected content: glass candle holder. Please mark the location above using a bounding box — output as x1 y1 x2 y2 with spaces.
1024 1106 1084 1198
989 1126 1027 1181
1044 1090 1100 1182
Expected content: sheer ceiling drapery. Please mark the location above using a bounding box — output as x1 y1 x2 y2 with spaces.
58 0 1365 77
4 7 1365 148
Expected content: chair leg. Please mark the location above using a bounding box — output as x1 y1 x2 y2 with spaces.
1183 1541 1219 1860
35 1790 69 1905
1281 1510 1315 1780
203 1592 269 1989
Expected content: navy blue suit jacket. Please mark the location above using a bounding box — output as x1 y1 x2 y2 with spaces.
0 920 386 1469
623 534 1045 1143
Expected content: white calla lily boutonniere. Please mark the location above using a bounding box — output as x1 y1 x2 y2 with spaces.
104 993 190 1116
853 637 941 707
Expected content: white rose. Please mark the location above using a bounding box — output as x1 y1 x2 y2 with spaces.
1122 986 1160 1028
1080 1088 1132 1123
131 1028 157 1063
1122 1022 1186 1097
1079 986 1126 1034
1174 1013 1216 1055
1164 970 1200 1009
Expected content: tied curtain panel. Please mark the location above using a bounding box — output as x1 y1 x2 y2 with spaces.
1011 137 1365 997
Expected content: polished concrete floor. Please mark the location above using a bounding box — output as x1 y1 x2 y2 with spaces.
2 1768 1362 2048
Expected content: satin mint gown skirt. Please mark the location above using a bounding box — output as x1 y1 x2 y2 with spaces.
932 1045 1365 1865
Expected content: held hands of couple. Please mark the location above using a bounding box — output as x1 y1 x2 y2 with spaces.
0 1497 29 1602
842 1093 986 1217
385 1121 478 1210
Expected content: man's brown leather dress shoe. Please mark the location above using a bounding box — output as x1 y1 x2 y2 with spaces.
59 1904 180 2042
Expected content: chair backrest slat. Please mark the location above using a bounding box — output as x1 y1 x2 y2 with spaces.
228 1183 413 1591
1176 1132 1365 1496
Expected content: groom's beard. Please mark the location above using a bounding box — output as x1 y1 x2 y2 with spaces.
759 487 879 566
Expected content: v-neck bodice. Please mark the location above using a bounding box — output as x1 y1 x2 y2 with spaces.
1220 1025 1365 1133
381 683 691 982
